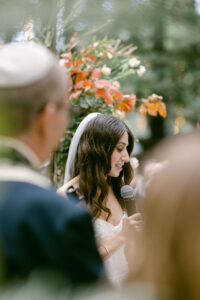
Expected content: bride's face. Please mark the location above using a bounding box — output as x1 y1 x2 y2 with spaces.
108 131 130 177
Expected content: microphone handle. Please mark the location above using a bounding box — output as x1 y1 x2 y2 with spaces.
125 198 137 216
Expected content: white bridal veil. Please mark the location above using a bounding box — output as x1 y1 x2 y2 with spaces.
64 112 100 183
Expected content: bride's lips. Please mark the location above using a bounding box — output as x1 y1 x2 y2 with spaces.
116 164 123 171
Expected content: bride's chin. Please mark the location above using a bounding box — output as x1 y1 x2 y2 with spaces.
112 172 120 178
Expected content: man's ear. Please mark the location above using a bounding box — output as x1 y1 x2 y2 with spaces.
36 102 57 138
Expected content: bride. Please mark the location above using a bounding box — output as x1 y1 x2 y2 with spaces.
57 113 142 286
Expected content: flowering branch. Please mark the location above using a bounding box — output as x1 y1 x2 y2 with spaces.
60 34 167 118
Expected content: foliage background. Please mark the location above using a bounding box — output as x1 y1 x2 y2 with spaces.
1 0 200 184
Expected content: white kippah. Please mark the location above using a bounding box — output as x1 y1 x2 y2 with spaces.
0 42 55 88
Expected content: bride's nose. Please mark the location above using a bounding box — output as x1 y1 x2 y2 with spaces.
122 149 129 163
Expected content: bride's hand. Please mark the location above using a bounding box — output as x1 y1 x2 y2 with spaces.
121 213 143 241
122 213 143 265
57 175 80 198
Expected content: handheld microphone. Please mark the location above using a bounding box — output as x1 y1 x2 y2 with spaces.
120 185 137 216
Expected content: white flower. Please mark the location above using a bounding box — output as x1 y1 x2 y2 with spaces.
107 52 113 59
112 110 125 119
101 65 111 75
129 57 140 68
93 42 99 47
137 65 146 77
130 157 139 169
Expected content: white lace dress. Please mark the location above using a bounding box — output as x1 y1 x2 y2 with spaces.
93 213 129 286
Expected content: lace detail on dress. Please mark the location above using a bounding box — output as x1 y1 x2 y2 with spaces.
93 213 129 286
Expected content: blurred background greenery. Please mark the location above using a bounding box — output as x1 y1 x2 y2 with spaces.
1 0 200 182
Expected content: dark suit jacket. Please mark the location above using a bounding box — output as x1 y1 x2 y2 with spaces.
0 182 102 284
0 145 104 287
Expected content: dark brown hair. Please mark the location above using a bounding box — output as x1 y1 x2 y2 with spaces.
73 114 134 220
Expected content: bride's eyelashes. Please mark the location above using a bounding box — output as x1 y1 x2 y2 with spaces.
117 147 123 153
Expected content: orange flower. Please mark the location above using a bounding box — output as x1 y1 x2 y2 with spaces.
146 102 158 116
71 67 79 75
94 87 114 104
115 94 136 113
115 102 128 112
158 101 167 118
83 80 95 90
144 94 167 118
138 103 147 115
113 90 123 101
65 61 72 68
74 58 85 67
87 54 96 62
76 71 86 82
95 88 105 99
124 94 136 112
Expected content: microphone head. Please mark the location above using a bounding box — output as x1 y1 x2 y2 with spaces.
120 185 136 199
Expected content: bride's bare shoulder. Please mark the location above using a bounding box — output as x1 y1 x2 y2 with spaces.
57 175 80 198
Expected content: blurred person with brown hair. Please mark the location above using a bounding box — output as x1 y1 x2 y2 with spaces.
0 42 103 287
127 130 200 300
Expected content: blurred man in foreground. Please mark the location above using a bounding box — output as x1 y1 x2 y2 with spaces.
0 42 103 287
